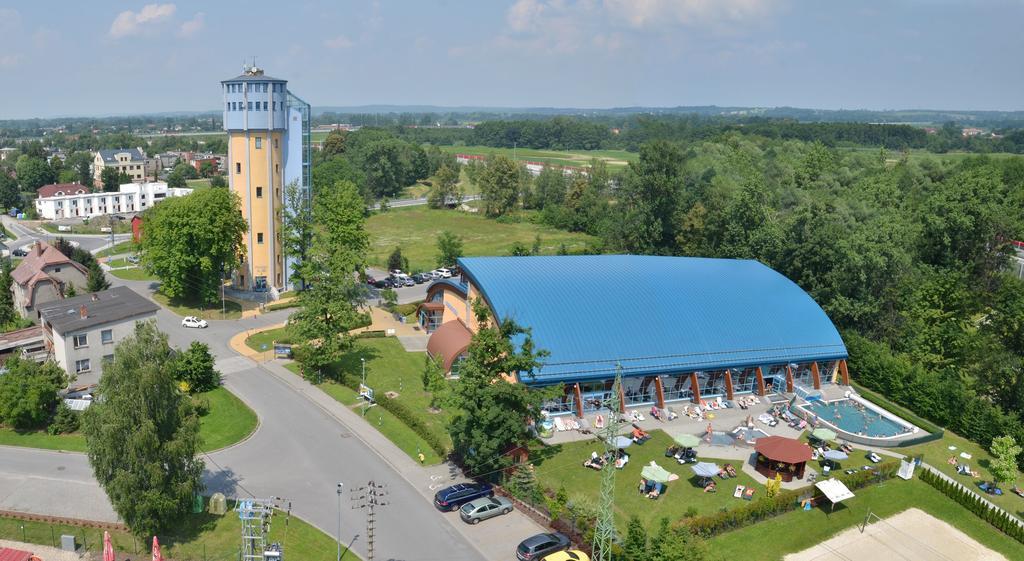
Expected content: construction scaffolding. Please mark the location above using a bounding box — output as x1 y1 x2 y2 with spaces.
237 498 277 561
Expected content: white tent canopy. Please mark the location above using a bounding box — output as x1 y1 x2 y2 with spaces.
816 478 855 505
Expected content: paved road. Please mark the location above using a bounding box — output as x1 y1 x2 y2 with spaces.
3 216 131 254
0 271 538 560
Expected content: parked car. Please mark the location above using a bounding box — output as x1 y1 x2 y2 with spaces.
392 274 414 287
182 316 208 329
433 482 493 512
542 551 590 561
435 268 453 278
390 269 403 275
11 247 27 257
365 275 377 285
127 254 140 264
373 278 394 289
516 533 571 560
412 273 430 284
459 496 513 524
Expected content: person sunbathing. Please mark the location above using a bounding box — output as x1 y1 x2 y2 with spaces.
650 406 663 421
725 464 738 477
704 481 717 493
948 456 958 465
632 428 651 443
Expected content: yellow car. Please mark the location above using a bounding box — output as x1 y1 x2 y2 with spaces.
542 550 590 561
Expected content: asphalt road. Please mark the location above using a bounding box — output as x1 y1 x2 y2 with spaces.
2 216 131 254
0 272 493 561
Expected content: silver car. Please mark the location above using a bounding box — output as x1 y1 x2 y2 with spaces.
458 496 514 524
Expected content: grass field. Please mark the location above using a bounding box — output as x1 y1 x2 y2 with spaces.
438 144 636 169
108 265 157 281
708 476 1024 561
245 326 291 353
366 205 596 272
0 501 354 561
152 290 243 320
284 336 450 464
0 387 257 454
96 240 136 257
41 222 132 235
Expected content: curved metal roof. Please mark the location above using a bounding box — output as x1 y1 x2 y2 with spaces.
457 255 847 385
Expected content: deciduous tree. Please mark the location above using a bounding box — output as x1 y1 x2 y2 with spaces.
0 357 67 430
479 155 522 217
435 231 463 268
82 322 204 537
140 188 247 305
16 156 54 192
172 342 220 393
989 435 1022 485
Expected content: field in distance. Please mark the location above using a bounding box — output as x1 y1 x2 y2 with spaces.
366 205 596 272
437 144 636 169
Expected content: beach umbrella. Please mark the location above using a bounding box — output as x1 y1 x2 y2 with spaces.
672 433 701 448
823 449 848 461
103 531 115 561
608 435 633 449
152 536 163 561
811 428 837 442
691 462 719 478
641 463 673 483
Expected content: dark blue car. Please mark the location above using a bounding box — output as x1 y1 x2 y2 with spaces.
433 482 493 512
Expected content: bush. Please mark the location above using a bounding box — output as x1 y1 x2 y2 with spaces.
0 358 67 430
266 300 299 312
47 402 80 435
172 342 220 393
355 330 388 339
376 395 448 457
918 467 1024 543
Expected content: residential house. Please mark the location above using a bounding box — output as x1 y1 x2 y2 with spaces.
11 241 88 319
0 325 48 363
93 148 147 185
37 286 159 385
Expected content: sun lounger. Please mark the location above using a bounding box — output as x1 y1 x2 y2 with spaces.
1013 486 1024 498
868 452 882 463
553 417 566 431
734 485 745 498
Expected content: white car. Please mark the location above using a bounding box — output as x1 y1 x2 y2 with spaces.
436 268 453 278
181 316 208 329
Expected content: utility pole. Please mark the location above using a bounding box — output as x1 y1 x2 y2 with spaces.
336 483 344 561
351 481 388 561
592 364 624 561
360 357 367 417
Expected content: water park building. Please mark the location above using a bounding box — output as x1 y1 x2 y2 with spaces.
420 255 851 417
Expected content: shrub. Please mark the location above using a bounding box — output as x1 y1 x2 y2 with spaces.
47 402 80 435
375 395 448 457
918 467 1024 543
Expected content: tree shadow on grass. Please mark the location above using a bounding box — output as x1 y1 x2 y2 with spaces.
529 443 564 468
327 345 384 384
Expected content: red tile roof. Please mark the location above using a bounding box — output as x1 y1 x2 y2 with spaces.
11 241 87 288
37 182 90 198
0 548 36 561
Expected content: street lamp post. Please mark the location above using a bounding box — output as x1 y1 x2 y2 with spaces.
336 482 344 561
360 358 367 417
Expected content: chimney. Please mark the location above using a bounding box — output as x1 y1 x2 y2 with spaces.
33 241 43 257
79 305 88 319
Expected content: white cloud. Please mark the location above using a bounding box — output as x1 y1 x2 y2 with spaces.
324 35 354 49
0 54 23 68
603 0 777 29
179 12 205 37
0 8 21 33
507 0 548 32
109 3 177 38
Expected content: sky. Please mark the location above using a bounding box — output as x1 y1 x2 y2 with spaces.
1 0 1023 118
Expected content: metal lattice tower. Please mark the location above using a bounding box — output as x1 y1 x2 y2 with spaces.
237 498 276 561
351 481 388 561
592 364 624 561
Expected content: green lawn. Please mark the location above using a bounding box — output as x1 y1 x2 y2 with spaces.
245 326 291 352
197 387 258 452
97 240 136 257
0 501 356 561
534 430 762 531
109 266 157 281
0 387 256 454
367 205 596 271
901 428 1024 518
709 476 1024 561
152 290 243 320
106 257 132 268
0 427 87 451
284 337 450 464
438 145 636 169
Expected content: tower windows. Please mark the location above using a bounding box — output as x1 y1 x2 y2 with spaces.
255 137 262 149
236 162 241 174
247 101 252 111
274 138 279 149
256 186 263 198
257 233 264 244
263 101 268 111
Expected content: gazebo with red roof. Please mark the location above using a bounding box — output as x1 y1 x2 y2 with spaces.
754 435 813 481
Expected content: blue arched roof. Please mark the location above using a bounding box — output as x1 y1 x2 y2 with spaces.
457 255 847 385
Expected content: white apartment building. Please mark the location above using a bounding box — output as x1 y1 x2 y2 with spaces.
34 181 193 220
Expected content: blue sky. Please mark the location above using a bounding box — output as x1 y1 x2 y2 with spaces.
1 1 1022 118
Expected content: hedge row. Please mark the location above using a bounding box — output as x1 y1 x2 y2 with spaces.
851 382 944 436
375 395 449 458
683 461 900 538
918 467 1024 543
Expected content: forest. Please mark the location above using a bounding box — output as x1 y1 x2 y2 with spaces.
460 135 1024 465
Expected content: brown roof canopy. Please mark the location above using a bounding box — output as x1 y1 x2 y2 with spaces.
426 319 472 372
755 435 812 464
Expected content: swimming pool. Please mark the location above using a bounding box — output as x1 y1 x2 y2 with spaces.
801 398 911 438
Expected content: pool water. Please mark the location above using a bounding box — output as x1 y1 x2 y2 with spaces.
803 399 909 438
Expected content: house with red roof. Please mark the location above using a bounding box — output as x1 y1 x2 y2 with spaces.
36 182 90 199
11 240 88 319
